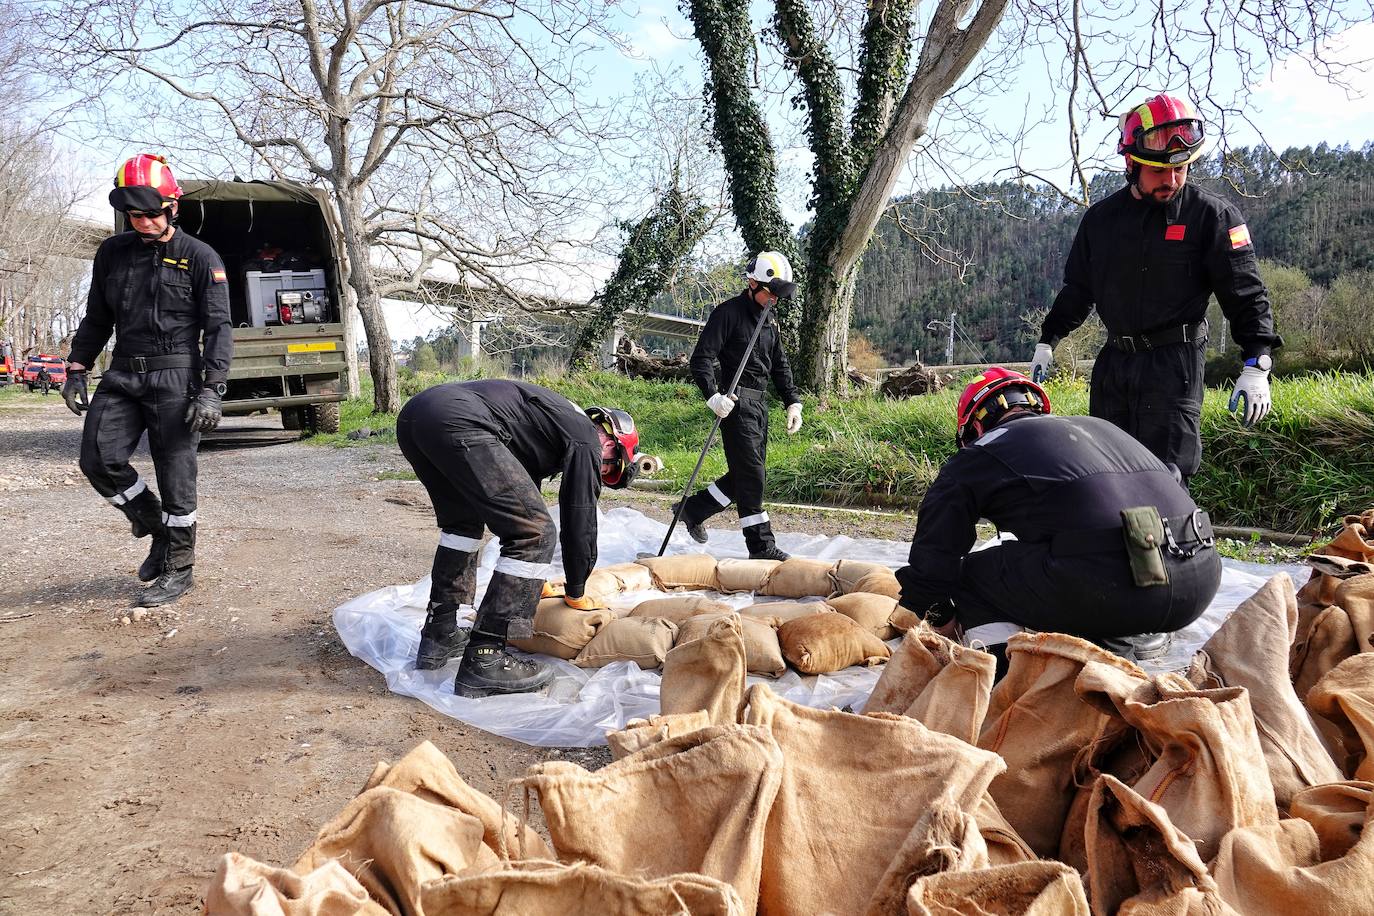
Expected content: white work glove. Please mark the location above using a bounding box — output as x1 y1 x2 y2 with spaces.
1029 343 1054 384
785 402 803 435
707 392 736 419
1228 365 1272 427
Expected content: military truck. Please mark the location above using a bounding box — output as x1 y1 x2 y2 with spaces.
116 179 352 432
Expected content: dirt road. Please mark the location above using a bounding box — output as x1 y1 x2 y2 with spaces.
0 393 915 914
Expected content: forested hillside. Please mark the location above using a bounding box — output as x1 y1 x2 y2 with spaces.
851 143 1374 365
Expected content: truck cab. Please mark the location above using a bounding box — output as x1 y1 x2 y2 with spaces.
116 180 352 432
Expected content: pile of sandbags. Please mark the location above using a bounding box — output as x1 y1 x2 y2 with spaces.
206 516 1374 915
532 555 907 677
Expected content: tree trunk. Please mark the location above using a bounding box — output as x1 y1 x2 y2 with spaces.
335 189 399 413
799 260 858 393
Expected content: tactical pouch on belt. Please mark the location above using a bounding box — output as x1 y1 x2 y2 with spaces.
1121 506 1170 587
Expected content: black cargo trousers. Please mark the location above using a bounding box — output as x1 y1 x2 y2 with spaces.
680 387 780 554
395 403 554 645
79 366 202 570
1090 335 1207 481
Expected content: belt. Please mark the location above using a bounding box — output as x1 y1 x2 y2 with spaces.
110 354 200 372
733 385 765 401
1052 510 1215 557
1107 321 1206 353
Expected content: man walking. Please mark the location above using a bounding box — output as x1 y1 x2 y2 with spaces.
64 154 231 606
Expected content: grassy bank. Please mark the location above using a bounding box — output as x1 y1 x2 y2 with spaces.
320 369 1374 534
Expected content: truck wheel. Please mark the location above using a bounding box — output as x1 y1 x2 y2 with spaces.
311 402 341 434
281 407 304 430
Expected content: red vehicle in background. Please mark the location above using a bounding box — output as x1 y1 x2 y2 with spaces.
0 352 14 386
21 354 68 394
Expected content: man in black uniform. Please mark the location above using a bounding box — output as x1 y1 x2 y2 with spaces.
676 251 803 561
63 154 231 606
396 380 640 697
896 368 1221 678
1030 93 1282 483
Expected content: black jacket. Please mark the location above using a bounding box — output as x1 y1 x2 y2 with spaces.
449 380 604 592
1041 183 1281 360
896 413 1199 617
69 229 233 384
690 292 801 405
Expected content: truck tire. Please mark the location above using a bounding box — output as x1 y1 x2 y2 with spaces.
311 402 341 434
281 407 304 430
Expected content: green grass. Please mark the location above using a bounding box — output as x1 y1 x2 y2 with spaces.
0 383 30 404
319 368 1374 535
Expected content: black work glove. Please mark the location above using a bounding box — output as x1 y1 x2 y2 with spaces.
185 387 223 432
62 369 89 415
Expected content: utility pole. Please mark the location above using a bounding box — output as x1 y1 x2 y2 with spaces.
946 311 956 365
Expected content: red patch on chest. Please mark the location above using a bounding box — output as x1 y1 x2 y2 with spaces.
1165 224 1186 241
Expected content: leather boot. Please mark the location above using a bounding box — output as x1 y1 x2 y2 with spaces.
671 500 709 544
416 602 470 670
744 520 790 561
121 489 169 582
140 567 194 606
138 533 170 583
454 641 553 698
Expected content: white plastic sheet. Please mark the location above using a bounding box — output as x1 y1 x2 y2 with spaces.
332 506 1305 748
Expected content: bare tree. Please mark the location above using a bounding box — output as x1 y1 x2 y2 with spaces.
36 0 620 412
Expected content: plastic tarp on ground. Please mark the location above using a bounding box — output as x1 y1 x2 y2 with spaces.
333 507 1305 748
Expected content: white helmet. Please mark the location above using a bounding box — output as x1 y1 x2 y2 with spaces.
745 251 797 299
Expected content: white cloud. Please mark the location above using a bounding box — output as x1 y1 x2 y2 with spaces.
1248 22 1374 149
624 5 691 60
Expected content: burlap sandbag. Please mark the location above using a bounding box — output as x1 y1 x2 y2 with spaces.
600 561 656 593
661 615 747 725
715 557 783 594
831 559 895 595
419 861 746 915
740 600 832 624
978 633 1146 858
852 568 901 599
573 616 678 669
517 724 783 914
759 557 838 598
293 786 499 916
1210 794 1374 915
1292 573 1374 715
628 595 734 625
743 684 1006 916
778 611 891 674
1186 573 1344 809
605 710 712 761
975 795 1038 866
678 613 787 678
206 853 385 916
1085 774 1234 916
1288 781 1372 860
905 862 1090 916
829 592 902 640
361 740 550 861
635 554 720 591
1307 652 1374 780
864 802 989 916
865 626 996 744
507 598 613 660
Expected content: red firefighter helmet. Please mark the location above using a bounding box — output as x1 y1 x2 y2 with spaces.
109 153 184 212
1118 94 1206 170
955 367 1051 448
586 406 640 489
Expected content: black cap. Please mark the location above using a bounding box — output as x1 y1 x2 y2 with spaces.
109 185 169 212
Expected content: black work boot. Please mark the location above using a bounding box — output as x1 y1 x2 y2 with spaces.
671 500 709 544
453 643 554 698
140 567 194 606
138 532 170 583
416 602 470 670
744 520 790 561
1127 632 1173 661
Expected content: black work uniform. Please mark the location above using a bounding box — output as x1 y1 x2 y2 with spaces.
396 380 603 643
896 414 1221 655
1041 183 1282 478
683 291 801 554
69 229 232 571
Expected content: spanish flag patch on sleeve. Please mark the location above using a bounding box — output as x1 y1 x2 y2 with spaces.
211 268 227 283
1228 224 1252 250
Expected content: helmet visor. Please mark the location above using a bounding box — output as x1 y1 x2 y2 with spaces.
1139 119 1203 153
764 278 797 300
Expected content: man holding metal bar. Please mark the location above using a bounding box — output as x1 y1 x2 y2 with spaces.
674 251 803 561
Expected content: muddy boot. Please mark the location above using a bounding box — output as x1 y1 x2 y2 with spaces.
416 602 470 670
744 520 790 561
120 488 168 582
140 567 194 606
138 532 170 583
454 642 554 697
671 499 709 544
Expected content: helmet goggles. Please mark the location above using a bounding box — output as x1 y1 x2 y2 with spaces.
1137 119 1204 154
586 406 640 489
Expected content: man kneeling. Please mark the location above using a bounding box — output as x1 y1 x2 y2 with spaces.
895 367 1221 678
396 380 639 697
